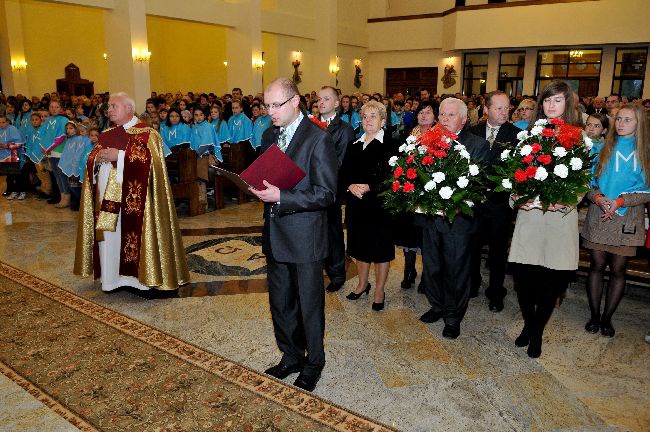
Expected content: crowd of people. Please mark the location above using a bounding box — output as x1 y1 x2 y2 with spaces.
2 80 649 379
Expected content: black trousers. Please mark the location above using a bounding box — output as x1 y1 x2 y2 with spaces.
324 203 346 285
266 255 325 376
470 203 512 300
421 217 473 327
513 264 571 337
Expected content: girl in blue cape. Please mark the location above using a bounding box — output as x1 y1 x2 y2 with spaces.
226 99 253 172
0 114 27 199
581 104 650 338
42 104 72 207
24 112 45 164
209 105 231 147
17 100 33 138
161 108 191 155
190 107 223 161
59 122 92 211
251 102 272 150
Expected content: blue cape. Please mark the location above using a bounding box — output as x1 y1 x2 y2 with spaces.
227 113 252 143
58 135 92 177
251 115 272 149
0 124 25 164
191 120 223 161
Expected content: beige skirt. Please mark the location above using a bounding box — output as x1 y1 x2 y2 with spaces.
582 239 637 257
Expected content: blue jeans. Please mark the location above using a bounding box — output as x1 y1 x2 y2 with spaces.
49 158 71 194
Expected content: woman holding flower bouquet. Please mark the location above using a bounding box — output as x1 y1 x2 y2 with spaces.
581 104 650 337
341 100 395 311
506 80 588 358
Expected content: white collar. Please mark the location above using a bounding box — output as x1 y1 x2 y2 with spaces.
355 129 385 144
122 116 138 129
486 121 501 130
321 113 336 123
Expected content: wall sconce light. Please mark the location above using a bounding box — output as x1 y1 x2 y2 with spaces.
354 60 363 89
223 61 228 67
292 51 302 84
132 48 151 63
253 59 265 70
103 53 108 61
569 50 583 58
11 59 27 72
354 58 361 67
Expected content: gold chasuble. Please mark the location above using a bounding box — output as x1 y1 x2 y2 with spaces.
74 122 190 290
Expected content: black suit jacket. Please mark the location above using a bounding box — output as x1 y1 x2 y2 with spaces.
586 107 607 115
260 116 338 263
326 114 354 168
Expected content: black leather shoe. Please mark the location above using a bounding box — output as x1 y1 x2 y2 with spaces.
585 317 600 333
600 321 615 337
515 327 530 347
346 283 371 300
489 298 504 313
420 308 443 323
527 335 542 358
264 362 303 379
293 372 321 392
400 270 417 289
442 324 460 339
326 282 343 292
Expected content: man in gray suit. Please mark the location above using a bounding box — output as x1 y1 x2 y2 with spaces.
250 77 337 392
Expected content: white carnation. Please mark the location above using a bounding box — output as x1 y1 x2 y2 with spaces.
516 130 529 141
469 164 479 176
439 186 453 200
502 178 513 189
388 156 398 167
459 149 470 160
500 149 511 160
464 200 474 208
454 144 466 152
432 172 445 183
418 145 428 154
534 119 548 127
530 125 543 136
406 135 417 144
570 157 583 171
520 144 533 156
405 143 416 152
534 166 548 181
398 143 407 152
553 164 569 178
552 146 567 157
584 135 593 150
424 180 436 191
456 176 469 189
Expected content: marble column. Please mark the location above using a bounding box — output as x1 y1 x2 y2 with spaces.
103 0 151 112
226 0 262 95
0 0 30 96
313 1 337 88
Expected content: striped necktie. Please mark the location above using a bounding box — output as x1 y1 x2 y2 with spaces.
278 128 288 152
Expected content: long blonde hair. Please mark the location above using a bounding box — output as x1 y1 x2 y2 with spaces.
595 103 650 184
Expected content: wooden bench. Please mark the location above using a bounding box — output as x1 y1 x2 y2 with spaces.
214 145 246 210
166 146 208 217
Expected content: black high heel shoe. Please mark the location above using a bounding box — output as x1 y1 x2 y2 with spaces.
346 283 371 300
600 320 615 337
372 293 385 311
585 316 600 333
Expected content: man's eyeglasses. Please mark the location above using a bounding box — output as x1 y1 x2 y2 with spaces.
267 95 296 110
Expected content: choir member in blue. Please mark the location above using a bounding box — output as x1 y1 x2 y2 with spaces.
17 100 33 137
42 100 72 206
251 102 272 150
161 108 191 152
209 105 231 147
58 121 92 210
340 95 362 138
190 108 223 161
0 114 27 200
24 113 45 165
226 99 253 172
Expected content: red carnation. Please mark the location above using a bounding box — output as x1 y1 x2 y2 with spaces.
556 124 583 150
531 143 542 154
549 118 565 125
402 181 415 193
433 150 448 158
526 165 538 178
421 155 434 165
541 128 555 137
406 168 417 179
514 169 528 182
537 154 552 165
392 181 401 192
407 154 415 164
394 166 404 178
522 155 534 164
427 147 436 154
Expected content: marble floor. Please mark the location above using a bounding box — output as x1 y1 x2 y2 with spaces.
0 188 649 432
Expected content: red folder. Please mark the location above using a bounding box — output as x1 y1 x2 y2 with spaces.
240 144 305 191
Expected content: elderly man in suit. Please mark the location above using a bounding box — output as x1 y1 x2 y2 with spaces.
468 90 521 312
418 97 489 339
250 77 337 392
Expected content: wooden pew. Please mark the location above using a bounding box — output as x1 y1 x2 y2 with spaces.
166 146 208 217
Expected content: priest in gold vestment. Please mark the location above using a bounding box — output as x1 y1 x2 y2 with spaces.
74 92 189 292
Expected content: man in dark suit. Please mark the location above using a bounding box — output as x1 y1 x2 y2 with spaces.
468 90 521 312
585 96 606 115
317 86 355 292
418 97 489 339
250 77 337 392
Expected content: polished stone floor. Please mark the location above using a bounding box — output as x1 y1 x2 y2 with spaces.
1 187 649 432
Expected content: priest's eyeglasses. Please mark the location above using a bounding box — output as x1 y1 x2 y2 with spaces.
268 95 296 110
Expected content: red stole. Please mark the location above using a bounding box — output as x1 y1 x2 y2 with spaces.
88 124 152 279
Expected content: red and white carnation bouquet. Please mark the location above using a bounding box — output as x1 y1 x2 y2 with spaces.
382 124 485 222
489 118 593 209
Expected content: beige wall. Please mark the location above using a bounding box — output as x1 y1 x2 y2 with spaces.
21 0 108 97
146 16 228 94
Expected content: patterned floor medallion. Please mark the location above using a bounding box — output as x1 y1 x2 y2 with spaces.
0 262 395 432
186 235 267 278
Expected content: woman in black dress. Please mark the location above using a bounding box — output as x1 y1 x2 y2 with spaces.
341 100 395 311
